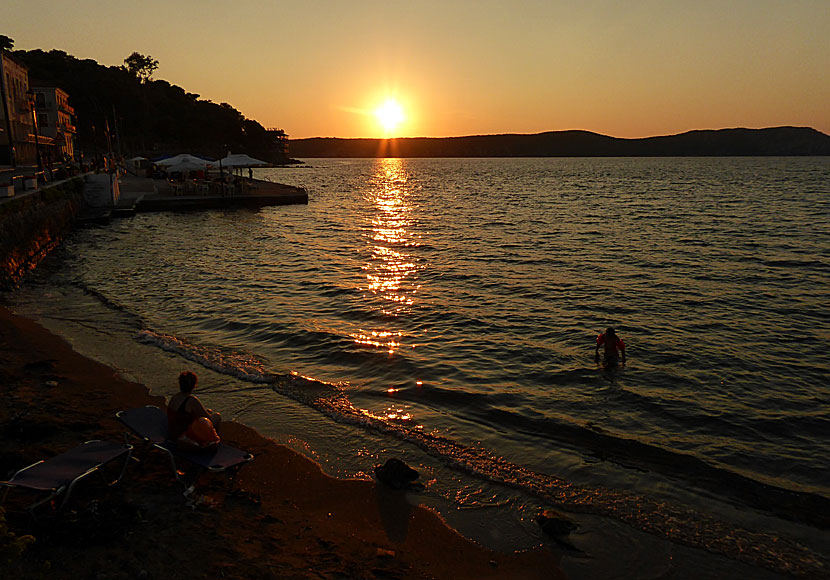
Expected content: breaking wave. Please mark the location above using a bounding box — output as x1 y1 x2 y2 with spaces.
135 326 828 577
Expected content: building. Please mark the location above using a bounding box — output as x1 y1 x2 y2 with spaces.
31 85 76 162
1 50 35 166
266 128 289 162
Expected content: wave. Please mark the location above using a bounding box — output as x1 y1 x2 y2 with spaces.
131 326 827 577
363 384 830 524
72 281 145 327
137 329 282 384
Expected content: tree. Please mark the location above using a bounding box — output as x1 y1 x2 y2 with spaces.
123 51 158 82
0 35 13 51
16 47 291 161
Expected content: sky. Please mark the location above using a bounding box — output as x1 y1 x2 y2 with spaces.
5 0 829 139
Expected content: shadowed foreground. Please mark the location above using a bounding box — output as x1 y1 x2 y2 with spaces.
0 306 561 579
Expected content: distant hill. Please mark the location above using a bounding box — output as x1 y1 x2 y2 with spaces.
290 127 830 158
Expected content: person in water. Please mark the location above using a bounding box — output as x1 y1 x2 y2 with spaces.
167 371 221 448
595 327 626 364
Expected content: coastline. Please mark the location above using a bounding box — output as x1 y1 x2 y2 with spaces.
0 305 562 579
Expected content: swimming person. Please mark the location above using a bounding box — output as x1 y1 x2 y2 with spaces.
595 327 626 365
167 370 221 449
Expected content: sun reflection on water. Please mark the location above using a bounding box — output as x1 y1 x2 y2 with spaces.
359 158 421 343
353 159 424 425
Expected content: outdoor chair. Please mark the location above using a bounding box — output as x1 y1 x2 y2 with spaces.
0 440 133 515
116 406 253 496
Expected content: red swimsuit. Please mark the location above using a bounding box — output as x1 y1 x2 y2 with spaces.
597 333 625 357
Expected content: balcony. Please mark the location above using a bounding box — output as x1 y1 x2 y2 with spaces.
24 133 54 147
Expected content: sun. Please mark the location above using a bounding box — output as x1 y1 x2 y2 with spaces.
374 99 405 135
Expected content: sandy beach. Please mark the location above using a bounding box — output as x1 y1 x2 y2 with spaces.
0 305 562 579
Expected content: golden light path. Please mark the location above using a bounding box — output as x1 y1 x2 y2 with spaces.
352 158 422 423
354 158 417 352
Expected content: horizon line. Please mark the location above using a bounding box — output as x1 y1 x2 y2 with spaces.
292 125 827 141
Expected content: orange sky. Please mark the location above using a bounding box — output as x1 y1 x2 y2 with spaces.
6 0 829 139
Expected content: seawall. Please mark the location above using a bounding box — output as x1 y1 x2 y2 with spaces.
0 177 85 290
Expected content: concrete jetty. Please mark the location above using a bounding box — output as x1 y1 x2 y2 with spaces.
116 173 308 215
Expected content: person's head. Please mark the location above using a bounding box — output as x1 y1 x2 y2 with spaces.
178 371 198 393
606 327 616 337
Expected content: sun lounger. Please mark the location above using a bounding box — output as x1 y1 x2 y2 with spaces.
116 406 252 495
0 440 132 514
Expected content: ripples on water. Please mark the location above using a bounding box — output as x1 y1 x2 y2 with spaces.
10 157 830 575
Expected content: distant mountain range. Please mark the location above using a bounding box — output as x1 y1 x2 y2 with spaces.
290 127 830 158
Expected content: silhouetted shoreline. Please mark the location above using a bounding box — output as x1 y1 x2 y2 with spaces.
291 126 830 158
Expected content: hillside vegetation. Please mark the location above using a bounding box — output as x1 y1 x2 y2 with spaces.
15 47 287 163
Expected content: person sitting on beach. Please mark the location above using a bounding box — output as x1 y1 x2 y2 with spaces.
167 371 221 449
595 327 626 365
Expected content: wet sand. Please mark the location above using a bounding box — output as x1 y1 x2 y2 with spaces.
0 305 562 579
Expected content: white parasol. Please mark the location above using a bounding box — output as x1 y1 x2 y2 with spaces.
213 153 268 168
164 159 211 173
156 154 213 168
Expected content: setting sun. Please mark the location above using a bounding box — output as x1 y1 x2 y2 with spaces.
374 99 405 135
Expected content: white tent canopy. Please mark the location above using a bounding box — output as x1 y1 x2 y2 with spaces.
164 159 211 173
156 154 213 168
214 153 268 168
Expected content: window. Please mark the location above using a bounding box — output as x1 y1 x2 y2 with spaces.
38 113 49 128
36 93 46 108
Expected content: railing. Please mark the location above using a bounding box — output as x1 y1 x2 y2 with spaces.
168 177 252 197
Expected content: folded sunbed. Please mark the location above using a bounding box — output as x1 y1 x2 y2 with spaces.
0 440 132 514
116 406 253 495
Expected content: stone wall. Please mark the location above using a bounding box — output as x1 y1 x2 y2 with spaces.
0 177 84 290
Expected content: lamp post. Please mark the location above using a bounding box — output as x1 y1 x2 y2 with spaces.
0 57 14 168
26 89 43 172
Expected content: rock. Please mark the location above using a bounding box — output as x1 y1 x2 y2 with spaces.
373 458 419 490
536 509 577 536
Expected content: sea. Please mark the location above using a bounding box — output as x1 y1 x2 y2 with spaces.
7 157 829 578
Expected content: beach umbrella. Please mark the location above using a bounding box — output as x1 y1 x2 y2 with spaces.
164 159 211 173
213 153 268 168
156 153 212 167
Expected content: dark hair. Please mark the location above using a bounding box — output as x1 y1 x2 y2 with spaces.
178 371 198 393
606 327 616 336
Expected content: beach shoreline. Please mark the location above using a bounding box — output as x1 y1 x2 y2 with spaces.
0 305 562 579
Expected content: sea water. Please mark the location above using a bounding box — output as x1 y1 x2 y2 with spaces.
7 157 829 578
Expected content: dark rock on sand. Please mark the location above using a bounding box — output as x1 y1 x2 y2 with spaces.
374 458 420 490
536 509 581 552
536 509 577 536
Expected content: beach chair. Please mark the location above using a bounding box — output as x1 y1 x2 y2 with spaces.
116 406 253 495
0 440 133 515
